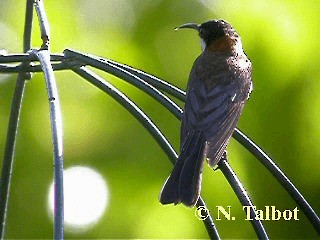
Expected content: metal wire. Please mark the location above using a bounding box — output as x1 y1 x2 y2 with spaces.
32 49 64 240
233 130 320 234
0 53 64 63
218 159 269 239
63 49 183 118
33 0 65 238
0 0 34 237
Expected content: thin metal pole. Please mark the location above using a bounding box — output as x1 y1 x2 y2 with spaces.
0 62 68 73
0 76 27 238
63 49 183 118
72 66 177 162
233 130 320 234
0 0 34 238
32 49 64 239
196 198 221 239
34 0 64 238
0 53 64 63
219 159 269 239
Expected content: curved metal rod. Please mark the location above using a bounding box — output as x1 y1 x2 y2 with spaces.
0 63 68 73
63 49 183 118
232 130 320 234
196 198 220 239
32 49 65 240
33 0 64 238
71 66 220 239
0 53 64 63
81 53 186 101
73 66 177 161
0 74 28 238
218 159 269 239
34 0 50 49
0 0 34 237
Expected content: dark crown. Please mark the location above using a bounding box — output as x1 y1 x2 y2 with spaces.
199 20 238 46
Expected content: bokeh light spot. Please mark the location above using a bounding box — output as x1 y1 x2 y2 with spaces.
48 166 109 231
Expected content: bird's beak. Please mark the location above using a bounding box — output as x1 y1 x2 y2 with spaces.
175 23 200 31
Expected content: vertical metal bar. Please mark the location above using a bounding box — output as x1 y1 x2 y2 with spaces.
33 50 64 239
34 0 64 238
0 76 27 238
23 1 34 53
0 0 34 238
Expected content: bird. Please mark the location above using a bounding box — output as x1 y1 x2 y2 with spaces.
159 19 253 207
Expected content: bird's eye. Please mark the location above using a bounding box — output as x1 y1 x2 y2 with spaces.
200 28 207 35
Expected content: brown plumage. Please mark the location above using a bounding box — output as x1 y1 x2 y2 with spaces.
160 20 252 207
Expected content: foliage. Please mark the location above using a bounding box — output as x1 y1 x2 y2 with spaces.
0 0 319 238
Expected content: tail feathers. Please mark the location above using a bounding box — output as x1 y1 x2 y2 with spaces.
159 155 184 205
179 135 205 206
159 132 205 207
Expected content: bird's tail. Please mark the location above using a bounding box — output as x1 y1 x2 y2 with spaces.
159 132 205 207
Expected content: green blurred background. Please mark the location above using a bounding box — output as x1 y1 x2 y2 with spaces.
1 0 320 238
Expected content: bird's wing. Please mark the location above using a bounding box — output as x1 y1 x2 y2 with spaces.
203 99 244 166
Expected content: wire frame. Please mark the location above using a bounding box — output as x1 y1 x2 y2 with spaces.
0 1 319 239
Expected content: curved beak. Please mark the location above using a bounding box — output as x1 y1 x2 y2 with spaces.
175 23 200 31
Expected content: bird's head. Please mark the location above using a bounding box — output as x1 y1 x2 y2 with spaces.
176 19 242 53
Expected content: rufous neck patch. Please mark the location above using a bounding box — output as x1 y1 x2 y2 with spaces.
207 35 235 52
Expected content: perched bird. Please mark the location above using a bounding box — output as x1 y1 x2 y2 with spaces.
159 20 252 207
